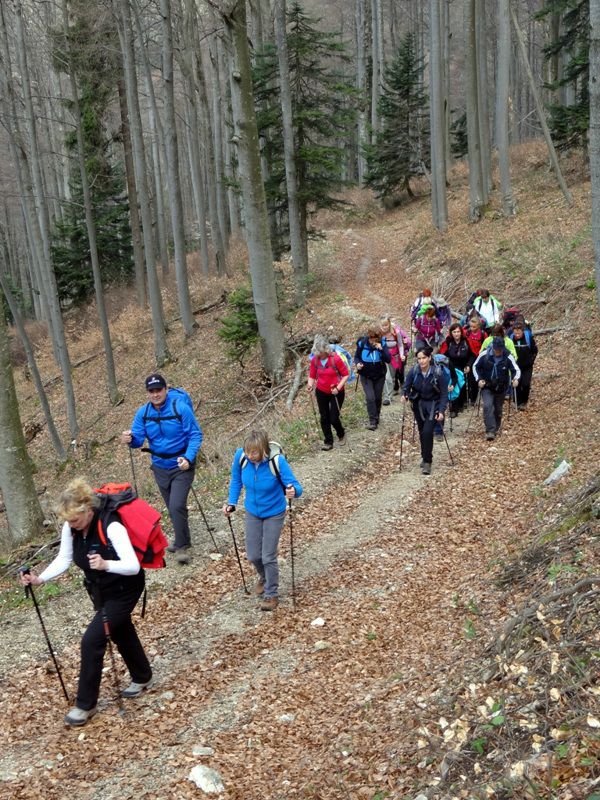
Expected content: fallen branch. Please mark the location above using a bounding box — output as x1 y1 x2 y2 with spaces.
228 382 291 439
532 326 571 336
286 357 304 410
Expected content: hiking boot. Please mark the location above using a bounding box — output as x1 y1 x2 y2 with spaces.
254 578 265 595
338 435 347 447
122 677 155 698
393 388 400 395
517 404 527 411
261 596 279 612
486 431 496 441
382 399 391 406
434 434 444 442
421 463 432 475
176 548 191 565
64 706 97 727
321 443 333 451
166 543 177 553
365 422 377 431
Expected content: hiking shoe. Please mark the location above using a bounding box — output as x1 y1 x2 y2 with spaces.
166 543 177 553
382 399 391 406
486 431 496 441
261 596 279 612
64 706 97 727
365 422 377 431
254 578 265 596
176 548 191 565
517 404 527 411
434 434 444 442
421 463 432 475
321 443 333 451
122 677 155 698
338 435 347 446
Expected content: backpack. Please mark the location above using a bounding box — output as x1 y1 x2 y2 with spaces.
142 387 195 424
94 482 167 570
310 346 356 384
509 328 533 347
239 441 286 491
502 307 522 330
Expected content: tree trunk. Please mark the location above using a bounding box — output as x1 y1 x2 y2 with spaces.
117 0 170 366
370 0 381 141
62 0 120 405
496 0 517 217
274 0 308 306
465 0 485 220
429 0 448 231
590 0 600 309
160 0 195 337
476 1 492 196
355 0 368 185
225 0 285 382
218 36 241 237
0 309 45 547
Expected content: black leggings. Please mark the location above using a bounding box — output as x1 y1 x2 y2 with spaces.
315 389 345 444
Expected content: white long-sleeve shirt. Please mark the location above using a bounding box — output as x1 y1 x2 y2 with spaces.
39 520 140 583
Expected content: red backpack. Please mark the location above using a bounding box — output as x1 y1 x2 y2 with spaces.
94 482 167 569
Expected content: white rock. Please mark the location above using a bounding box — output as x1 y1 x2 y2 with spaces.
209 553 222 561
311 617 326 627
192 746 215 757
380 259 388 263
161 691 175 700
314 640 331 651
543 459 572 485
188 765 225 793
278 713 295 723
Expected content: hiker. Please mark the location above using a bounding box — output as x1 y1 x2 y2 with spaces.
223 430 303 611
472 337 520 441
480 323 518 360
509 322 538 409
414 304 442 351
355 325 392 430
307 335 349 451
19 478 153 727
380 316 411 405
402 346 449 475
436 297 453 330
121 374 202 564
410 288 437 322
439 323 470 414
463 315 487 405
471 289 502 332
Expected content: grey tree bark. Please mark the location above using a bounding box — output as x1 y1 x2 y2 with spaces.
0 308 45 547
355 0 368 184
5 2 79 439
590 0 600 308
429 0 448 231
223 0 285 382
218 36 241 237
464 0 487 221
61 0 120 405
274 0 308 306
496 0 517 217
370 0 382 140
117 0 170 365
159 0 195 337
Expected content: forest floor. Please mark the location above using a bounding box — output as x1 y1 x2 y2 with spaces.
0 141 599 800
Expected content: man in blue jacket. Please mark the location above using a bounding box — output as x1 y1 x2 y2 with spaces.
473 338 520 441
121 374 203 564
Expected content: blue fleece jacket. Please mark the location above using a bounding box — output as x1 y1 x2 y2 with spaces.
130 390 203 469
228 448 303 518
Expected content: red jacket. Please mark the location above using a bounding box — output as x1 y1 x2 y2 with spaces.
309 353 349 394
463 326 486 357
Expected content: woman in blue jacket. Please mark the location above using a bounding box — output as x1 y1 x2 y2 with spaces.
223 430 302 611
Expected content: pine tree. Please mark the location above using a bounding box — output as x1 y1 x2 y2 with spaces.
365 33 429 201
538 0 589 151
253 2 356 256
51 4 132 305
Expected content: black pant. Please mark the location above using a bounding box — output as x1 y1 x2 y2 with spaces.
516 365 533 406
315 389 345 444
467 370 479 404
360 374 386 425
152 464 195 548
78 574 151 710
412 402 436 464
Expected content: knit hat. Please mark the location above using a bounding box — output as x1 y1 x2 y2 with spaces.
145 373 167 390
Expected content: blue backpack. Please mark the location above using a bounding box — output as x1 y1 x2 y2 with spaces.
310 345 356 383
142 387 196 423
433 354 464 401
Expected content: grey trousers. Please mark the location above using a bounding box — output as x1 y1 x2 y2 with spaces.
481 388 505 434
244 510 286 599
152 464 195 549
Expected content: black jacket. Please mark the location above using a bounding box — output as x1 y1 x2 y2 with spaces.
354 338 391 380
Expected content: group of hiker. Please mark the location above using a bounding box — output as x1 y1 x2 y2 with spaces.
18 285 537 727
310 287 538 475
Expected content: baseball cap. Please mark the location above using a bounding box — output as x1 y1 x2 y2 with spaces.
145 373 167 390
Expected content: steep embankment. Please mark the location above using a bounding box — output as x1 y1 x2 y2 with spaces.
0 143 598 799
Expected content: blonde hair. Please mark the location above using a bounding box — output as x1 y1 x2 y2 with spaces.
379 316 393 334
55 478 99 521
242 429 270 460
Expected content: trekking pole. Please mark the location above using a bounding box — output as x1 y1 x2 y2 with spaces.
333 393 351 451
19 567 70 704
440 425 455 466
190 485 221 554
90 551 125 717
309 390 321 434
411 415 416 444
288 497 296 611
465 398 478 434
128 447 138 495
399 400 407 472
513 385 518 410
448 400 453 433
226 515 250 595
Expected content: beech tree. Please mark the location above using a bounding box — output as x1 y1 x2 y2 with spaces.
590 0 600 308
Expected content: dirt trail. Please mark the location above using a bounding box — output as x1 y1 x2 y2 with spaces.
0 223 583 800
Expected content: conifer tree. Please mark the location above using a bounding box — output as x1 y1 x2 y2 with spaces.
365 32 429 201
253 2 356 259
538 0 589 151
